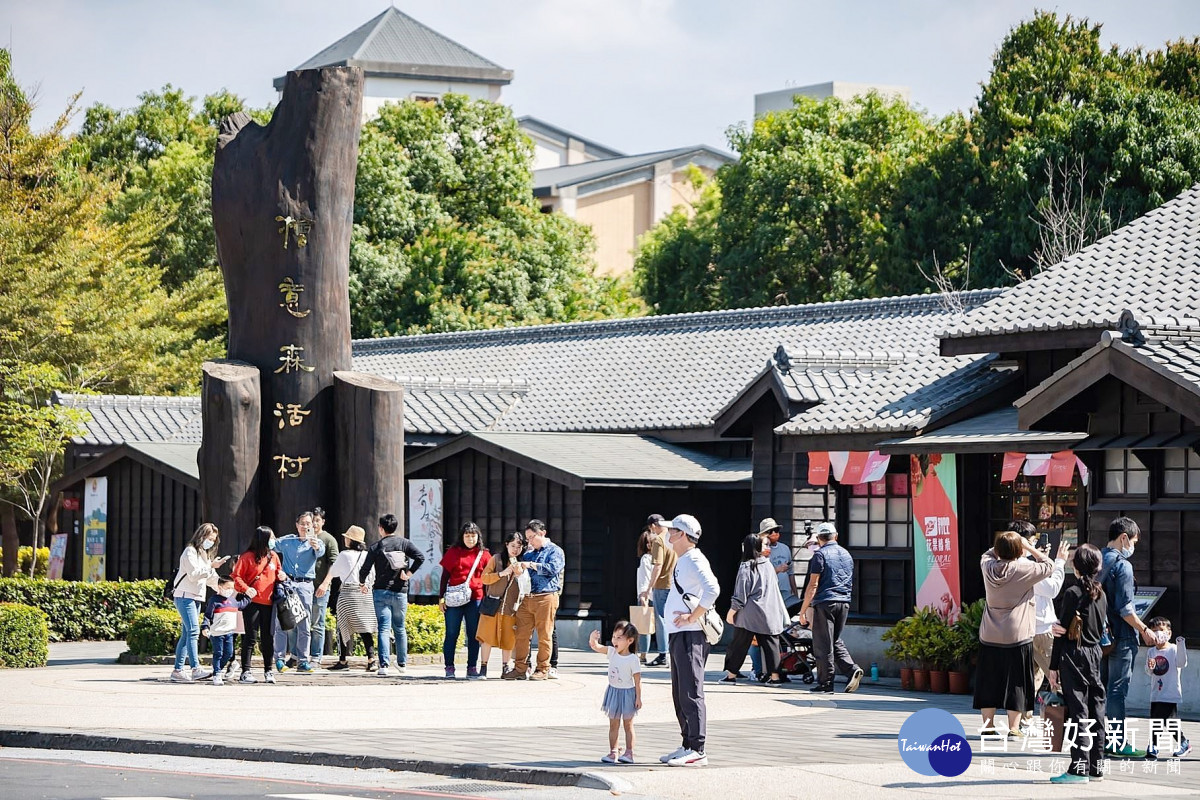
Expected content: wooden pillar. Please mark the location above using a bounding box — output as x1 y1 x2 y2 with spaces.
334 370 405 544
200 360 262 552
211 67 363 532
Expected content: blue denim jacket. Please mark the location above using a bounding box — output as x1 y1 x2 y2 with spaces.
810 542 854 605
521 541 565 594
1101 546 1137 641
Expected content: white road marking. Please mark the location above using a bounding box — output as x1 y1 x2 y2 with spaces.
267 795 380 800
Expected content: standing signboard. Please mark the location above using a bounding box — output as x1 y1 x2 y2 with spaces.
407 479 443 596
910 454 961 622
47 533 68 580
82 477 108 583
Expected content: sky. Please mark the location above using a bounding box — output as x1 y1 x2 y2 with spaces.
5 1 1200 155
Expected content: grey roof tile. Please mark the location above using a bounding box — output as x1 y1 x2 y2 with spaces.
533 146 734 193
943 183 1200 341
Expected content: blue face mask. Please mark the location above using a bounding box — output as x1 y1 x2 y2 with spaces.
1120 544 1135 559
201 539 214 551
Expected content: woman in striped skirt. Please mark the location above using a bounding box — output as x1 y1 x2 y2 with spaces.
318 525 379 671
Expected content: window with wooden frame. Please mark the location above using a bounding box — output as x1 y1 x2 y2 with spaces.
1163 448 1200 496
846 473 912 549
1103 449 1150 496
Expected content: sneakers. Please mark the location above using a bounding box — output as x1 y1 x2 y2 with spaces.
278 657 297 673
365 659 378 673
502 668 527 681
297 661 316 674
809 684 834 693
264 671 276 684
647 654 667 668
169 669 192 683
466 667 482 680
239 671 256 684
1106 742 1146 759
445 666 457 679
328 661 349 671
378 666 390 677
548 667 559 680
529 670 549 681
719 675 738 684
394 664 407 674
1146 746 1159 761
659 746 688 764
667 749 707 767
1175 740 1192 758
618 751 635 764
274 659 286 673
478 665 488 680
191 667 213 680
601 751 619 764
224 661 235 677
212 673 224 686
1007 728 1026 741
1049 772 1088 784
845 667 864 693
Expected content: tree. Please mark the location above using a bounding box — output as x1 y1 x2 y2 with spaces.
633 166 721 314
350 94 642 336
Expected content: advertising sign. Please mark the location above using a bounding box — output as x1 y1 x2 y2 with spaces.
407 478 443 596
910 454 961 622
82 477 107 583
47 533 68 580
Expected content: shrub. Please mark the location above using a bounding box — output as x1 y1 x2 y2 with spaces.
0 577 170 641
0 602 50 668
125 608 182 656
0 546 50 578
406 602 444 654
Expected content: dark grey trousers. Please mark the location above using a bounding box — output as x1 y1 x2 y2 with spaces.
812 601 857 687
669 629 710 752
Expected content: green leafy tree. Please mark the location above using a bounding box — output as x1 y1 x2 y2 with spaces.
633 166 722 314
351 94 642 336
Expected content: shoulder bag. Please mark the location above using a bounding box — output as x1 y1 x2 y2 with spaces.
444 549 485 608
479 572 512 617
674 569 724 645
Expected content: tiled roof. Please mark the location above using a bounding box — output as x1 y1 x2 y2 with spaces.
352 290 1004 433
533 145 734 194
942 183 1200 342
876 407 1087 453
55 393 204 446
773 346 911 405
451 432 751 485
281 7 511 84
775 353 1017 437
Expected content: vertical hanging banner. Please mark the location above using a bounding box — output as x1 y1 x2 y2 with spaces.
407 479 443 596
82 477 108 583
910 454 961 622
807 451 830 485
47 534 68 580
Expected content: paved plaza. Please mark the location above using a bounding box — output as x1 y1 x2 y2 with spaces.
0 642 1195 799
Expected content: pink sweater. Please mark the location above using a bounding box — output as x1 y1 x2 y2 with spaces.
978 550 1054 647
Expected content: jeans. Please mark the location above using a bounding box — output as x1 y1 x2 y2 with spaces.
750 643 762 676
652 588 670 655
443 599 481 669
273 581 314 664
309 588 331 660
173 597 201 671
211 633 235 674
1105 636 1138 746
374 589 408 667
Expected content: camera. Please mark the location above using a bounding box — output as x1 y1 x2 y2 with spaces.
803 520 813 536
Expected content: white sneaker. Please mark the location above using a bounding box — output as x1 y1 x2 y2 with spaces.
667 749 707 767
548 667 559 680
191 667 213 680
394 664 406 674
212 673 224 686
264 671 276 684
659 746 688 764
169 669 192 683
238 671 257 684
378 667 390 677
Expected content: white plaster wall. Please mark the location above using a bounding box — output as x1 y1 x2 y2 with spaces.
361 76 502 119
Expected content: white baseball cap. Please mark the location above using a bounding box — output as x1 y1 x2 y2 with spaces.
816 522 838 537
668 514 702 540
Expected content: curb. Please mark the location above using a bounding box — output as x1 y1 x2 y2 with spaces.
0 729 628 793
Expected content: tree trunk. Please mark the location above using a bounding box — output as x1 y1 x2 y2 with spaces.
333 371 405 545
1 503 17 577
200 360 262 552
211 67 364 532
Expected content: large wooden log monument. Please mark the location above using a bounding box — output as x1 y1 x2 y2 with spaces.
202 67 404 549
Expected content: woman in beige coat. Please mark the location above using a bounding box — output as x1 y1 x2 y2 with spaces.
476 531 527 679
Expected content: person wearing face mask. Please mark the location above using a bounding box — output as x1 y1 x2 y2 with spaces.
1096 517 1158 758
202 576 252 685
170 522 229 682
231 526 285 684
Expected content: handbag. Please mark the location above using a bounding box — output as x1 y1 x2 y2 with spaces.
628 602 655 635
274 580 307 631
673 571 724 645
444 549 485 608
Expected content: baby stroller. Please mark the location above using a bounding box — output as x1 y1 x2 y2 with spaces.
777 619 817 683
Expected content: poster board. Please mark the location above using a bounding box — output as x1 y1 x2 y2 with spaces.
47 534 68 580
82 477 107 583
407 478 443 596
911 454 961 622
1133 586 1167 622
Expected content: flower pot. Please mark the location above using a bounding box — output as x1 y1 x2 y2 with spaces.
948 670 970 694
900 667 913 690
929 669 949 694
913 668 930 692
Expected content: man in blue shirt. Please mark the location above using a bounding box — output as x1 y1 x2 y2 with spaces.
1099 517 1157 757
798 522 864 694
504 519 565 681
272 511 326 673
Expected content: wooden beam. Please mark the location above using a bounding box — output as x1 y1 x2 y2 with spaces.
200 360 261 554
1018 348 1115 430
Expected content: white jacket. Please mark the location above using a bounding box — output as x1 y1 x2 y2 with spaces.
636 552 653 596
172 545 220 601
665 547 721 636
1032 557 1066 635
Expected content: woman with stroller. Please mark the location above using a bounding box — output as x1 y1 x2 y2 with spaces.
720 533 789 685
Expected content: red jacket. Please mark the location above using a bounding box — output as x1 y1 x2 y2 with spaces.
231 551 283 606
439 546 491 601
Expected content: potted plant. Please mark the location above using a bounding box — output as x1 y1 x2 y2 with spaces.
907 607 942 691
928 616 955 694
949 599 984 694
882 614 915 689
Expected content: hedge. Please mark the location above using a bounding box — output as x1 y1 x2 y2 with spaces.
0 602 50 668
0 546 50 578
126 608 182 656
0 577 169 641
326 600 445 655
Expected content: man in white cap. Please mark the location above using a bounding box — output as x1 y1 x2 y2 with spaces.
798 522 864 694
759 518 800 613
659 513 720 768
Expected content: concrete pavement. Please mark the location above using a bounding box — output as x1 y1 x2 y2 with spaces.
0 642 1196 799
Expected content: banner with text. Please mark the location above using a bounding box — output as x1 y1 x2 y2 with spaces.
910 454 961 622
407 478 443 596
83 477 108 583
